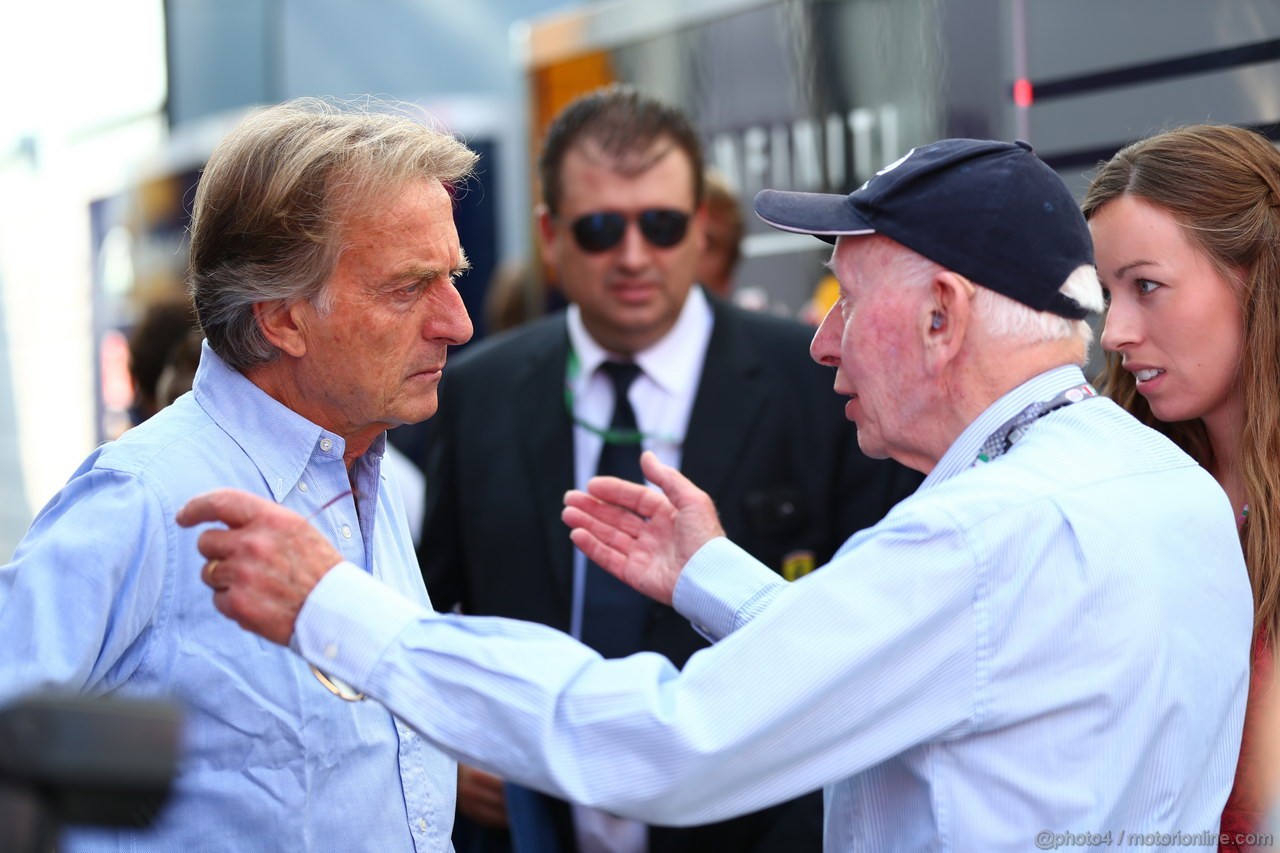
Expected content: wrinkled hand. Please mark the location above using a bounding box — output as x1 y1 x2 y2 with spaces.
562 451 724 606
456 764 509 828
176 489 343 645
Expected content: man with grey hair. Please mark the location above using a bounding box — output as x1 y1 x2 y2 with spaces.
0 98 474 850
180 139 1250 850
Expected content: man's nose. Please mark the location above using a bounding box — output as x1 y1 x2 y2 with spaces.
429 283 474 346
615 220 652 270
809 303 841 367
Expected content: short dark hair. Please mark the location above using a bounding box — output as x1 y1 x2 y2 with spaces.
128 297 198 420
538 85 705 215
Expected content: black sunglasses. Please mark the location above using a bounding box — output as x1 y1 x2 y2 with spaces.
569 209 691 253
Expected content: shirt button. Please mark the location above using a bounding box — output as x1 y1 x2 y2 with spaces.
341 525 352 539
319 438 333 452
418 819 427 832
298 482 309 493
325 643 338 660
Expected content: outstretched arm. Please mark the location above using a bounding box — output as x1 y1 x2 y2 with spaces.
562 451 725 606
177 483 977 827
177 489 342 645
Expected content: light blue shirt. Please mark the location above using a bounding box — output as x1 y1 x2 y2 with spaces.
0 344 455 851
294 365 1251 852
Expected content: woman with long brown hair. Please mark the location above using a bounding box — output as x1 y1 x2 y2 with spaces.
1083 124 1280 852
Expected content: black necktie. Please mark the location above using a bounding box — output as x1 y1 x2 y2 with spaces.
580 361 651 658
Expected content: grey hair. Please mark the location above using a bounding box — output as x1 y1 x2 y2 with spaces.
886 238 1101 354
972 264 1103 352
188 97 478 371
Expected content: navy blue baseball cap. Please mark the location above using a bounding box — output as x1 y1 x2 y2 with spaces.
754 139 1094 319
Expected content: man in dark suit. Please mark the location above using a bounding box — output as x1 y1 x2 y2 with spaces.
421 85 920 853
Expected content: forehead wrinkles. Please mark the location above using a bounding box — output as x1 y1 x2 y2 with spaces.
838 236 906 289
347 185 455 254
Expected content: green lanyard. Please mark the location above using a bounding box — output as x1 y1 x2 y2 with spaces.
564 349 680 446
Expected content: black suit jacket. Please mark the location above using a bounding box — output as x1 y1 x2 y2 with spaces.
420 296 921 851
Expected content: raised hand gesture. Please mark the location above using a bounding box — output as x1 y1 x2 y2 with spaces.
562 451 725 606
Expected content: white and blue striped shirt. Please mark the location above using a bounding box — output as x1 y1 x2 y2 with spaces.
298 365 1252 851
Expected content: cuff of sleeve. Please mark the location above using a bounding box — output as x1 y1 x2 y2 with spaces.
673 537 785 641
292 562 424 689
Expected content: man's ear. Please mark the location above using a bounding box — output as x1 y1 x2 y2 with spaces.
536 205 557 257
254 300 308 358
690 201 709 255
921 271 973 369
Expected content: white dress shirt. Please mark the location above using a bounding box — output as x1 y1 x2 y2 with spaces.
563 286 713 852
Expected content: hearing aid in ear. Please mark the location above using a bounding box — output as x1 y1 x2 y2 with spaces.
931 313 943 330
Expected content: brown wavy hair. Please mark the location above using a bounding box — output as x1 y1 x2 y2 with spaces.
1082 124 1280 635
189 98 478 371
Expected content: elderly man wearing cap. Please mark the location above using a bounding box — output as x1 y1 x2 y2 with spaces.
180 139 1250 851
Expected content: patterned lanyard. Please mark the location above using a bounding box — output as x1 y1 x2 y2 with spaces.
974 383 1097 466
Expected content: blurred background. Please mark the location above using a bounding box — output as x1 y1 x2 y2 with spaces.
2 0 1279 559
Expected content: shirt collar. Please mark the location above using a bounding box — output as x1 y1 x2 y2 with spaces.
192 342 372 502
924 364 1090 488
566 285 714 395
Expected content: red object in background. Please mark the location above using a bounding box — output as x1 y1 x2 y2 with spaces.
100 329 134 438
1013 78 1034 108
